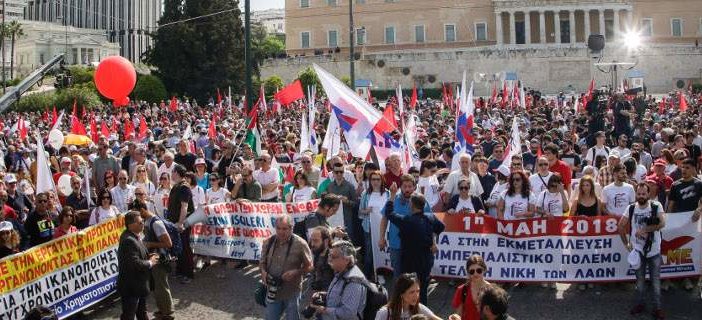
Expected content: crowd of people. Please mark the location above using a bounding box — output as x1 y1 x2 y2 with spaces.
1 86 702 320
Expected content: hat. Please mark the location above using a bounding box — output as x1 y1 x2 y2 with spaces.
493 164 511 177
653 159 667 167
195 158 206 166
61 157 72 164
0 221 13 232
3 174 17 184
645 178 659 185
627 250 641 269
608 150 621 158
69 145 78 152
88 154 98 162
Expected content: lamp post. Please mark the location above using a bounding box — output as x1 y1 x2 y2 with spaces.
349 0 355 91
245 0 253 112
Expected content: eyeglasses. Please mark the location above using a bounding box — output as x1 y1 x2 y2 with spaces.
37 199 48 203
468 268 483 275
538 163 549 166
302 160 311 164
118 177 127 180
458 186 470 190
135 193 145 196
137 169 146 173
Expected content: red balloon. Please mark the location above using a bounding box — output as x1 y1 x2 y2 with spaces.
94 56 136 100
114 96 130 107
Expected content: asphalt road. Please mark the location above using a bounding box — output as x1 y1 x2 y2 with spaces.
79 263 702 320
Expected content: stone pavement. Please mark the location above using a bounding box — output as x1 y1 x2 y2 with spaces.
81 263 702 320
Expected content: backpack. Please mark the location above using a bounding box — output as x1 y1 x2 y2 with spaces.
147 215 183 257
340 276 388 320
627 202 659 254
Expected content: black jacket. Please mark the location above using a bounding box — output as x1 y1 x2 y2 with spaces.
384 200 445 274
117 230 152 297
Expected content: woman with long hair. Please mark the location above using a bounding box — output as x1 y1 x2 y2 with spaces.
417 160 441 211
451 255 491 320
497 170 535 220
194 158 210 190
536 174 569 217
570 175 601 217
359 170 389 280
0 221 20 259
206 173 231 205
285 170 317 202
132 164 156 196
375 273 441 320
53 207 78 238
89 190 121 226
103 170 116 190
446 178 486 215
154 173 172 219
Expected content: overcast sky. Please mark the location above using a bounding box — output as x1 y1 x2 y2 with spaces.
247 0 285 10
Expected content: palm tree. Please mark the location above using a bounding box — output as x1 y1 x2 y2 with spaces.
0 22 7 90
7 21 23 80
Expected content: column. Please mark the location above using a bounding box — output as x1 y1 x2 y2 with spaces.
584 9 591 40
509 11 516 45
496 12 503 45
554 10 561 43
569 10 576 43
524 11 531 44
627 10 633 29
613 9 620 39
539 11 546 43
599 9 606 39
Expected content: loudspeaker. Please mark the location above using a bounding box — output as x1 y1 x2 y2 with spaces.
587 35 605 51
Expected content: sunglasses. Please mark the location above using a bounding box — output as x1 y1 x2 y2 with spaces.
469 268 483 275
135 193 145 196
538 163 549 166
334 171 344 174
458 186 470 190
118 177 127 180
137 170 146 173
37 199 48 203
370 178 381 181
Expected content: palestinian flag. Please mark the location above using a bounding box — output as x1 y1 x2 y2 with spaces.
244 104 262 156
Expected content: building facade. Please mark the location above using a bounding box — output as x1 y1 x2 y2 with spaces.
285 0 702 55
253 8 285 35
1 0 28 21
23 0 162 62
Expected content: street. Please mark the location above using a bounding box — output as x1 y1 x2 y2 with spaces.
81 263 702 320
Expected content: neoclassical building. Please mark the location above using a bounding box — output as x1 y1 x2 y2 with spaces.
285 0 701 55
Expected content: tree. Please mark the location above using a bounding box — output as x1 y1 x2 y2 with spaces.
132 74 167 103
148 0 245 99
7 21 23 79
298 67 322 94
67 66 95 85
251 22 285 69
263 75 284 100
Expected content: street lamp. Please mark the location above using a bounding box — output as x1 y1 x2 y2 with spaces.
245 0 253 112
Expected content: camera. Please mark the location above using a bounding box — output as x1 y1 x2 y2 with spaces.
301 292 328 318
644 216 660 226
265 274 283 304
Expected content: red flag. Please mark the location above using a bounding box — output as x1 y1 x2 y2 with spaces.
137 116 148 140
111 118 118 134
124 119 134 139
52 106 57 123
537 146 543 158
70 116 88 135
274 80 305 105
658 97 666 114
410 85 418 109
320 163 329 178
217 88 222 106
90 116 98 143
285 165 296 183
585 79 595 104
71 99 77 117
501 81 509 107
81 105 86 119
679 91 688 112
490 84 497 105
208 115 217 140
377 104 398 133
101 121 110 138
169 96 178 112
18 117 27 141
42 110 49 123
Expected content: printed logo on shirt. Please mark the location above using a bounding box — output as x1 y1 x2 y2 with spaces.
678 185 698 201
614 192 630 208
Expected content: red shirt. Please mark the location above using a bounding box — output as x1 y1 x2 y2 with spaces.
549 160 573 190
451 283 480 320
646 174 673 190
53 225 78 239
3 204 17 220
383 171 403 188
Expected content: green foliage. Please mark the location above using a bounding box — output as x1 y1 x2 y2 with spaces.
298 67 322 94
693 83 702 94
148 0 245 100
340 76 351 88
14 86 102 112
67 66 95 85
259 36 285 59
263 75 284 100
132 74 167 103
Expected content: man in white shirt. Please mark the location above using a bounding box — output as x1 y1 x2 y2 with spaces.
442 153 483 199
611 134 631 159
111 170 136 212
254 154 280 202
158 151 176 179
584 131 610 166
601 164 635 218
529 156 553 195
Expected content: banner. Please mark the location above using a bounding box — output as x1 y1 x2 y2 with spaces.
0 217 124 319
190 200 319 260
373 212 701 282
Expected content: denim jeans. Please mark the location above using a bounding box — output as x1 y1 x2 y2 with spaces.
635 254 662 309
389 248 402 278
265 292 301 320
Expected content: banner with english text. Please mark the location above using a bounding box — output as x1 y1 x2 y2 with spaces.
373 212 702 282
0 217 123 320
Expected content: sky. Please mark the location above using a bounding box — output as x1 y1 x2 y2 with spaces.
248 0 285 11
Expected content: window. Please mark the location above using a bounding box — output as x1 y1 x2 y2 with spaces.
699 18 702 35
301 31 311 48
356 28 366 45
641 18 653 37
300 0 309 8
475 22 487 41
356 0 366 3
385 26 395 44
671 18 682 37
415 25 425 43
328 30 338 47
445 24 456 42
327 0 337 6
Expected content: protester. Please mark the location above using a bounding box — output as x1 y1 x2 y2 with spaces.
117 211 159 320
325 162 357 241
376 273 441 320
478 285 514 320
53 207 78 238
153 173 172 218
168 164 195 284
497 171 534 220
601 164 636 218
24 192 55 246
293 194 343 242
232 166 262 202
286 170 317 202
451 255 491 320
570 175 601 217
132 164 156 196
89 190 121 225
446 178 486 215
310 240 367 319
308 226 335 292
358 170 389 280
485 165 509 217
535 174 569 217
255 154 281 202
0 220 19 259
529 156 553 195
65 176 90 228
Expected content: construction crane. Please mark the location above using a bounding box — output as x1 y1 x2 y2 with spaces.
0 54 66 113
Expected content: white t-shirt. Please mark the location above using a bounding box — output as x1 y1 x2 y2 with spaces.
536 190 566 216
145 216 168 239
157 162 175 180
455 197 476 213
584 146 610 165
206 187 230 205
624 201 663 258
634 165 647 183
374 303 437 320
529 172 553 195
132 181 156 196
290 186 316 202
611 147 631 159
191 186 206 209
154 187 170 218
601 182 636 216
500 190 534 220
486 182 508 217
417 175 441 207
254 167 281 200
89 206 120 226
443 170 484 198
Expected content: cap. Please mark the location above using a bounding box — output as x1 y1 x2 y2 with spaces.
493 164 511 177
653 159 667 167
0 221 13 232
61 157 72 164
3 174 17 184
608 150 621 158
69 145 78 152
195 158 206 166
645 178 659 185
530 138 540 145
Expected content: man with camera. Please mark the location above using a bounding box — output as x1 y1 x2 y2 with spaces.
301 226 336 319
293 194 345 243
260 215 313 320
309 240 367 320
619 183 666 320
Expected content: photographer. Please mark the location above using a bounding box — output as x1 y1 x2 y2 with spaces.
301 227 336 319
310 240 367 320
260 215 313 320
613 93 633 145
586 93 606 148
618 183 666 320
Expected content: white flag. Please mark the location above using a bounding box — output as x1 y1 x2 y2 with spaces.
321 111 341 160
35 135 57 195
300 111 310 153
82 165 94 206
500 117 521 169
